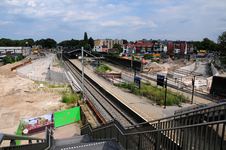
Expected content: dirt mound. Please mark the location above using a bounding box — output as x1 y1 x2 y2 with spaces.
148 62 161 68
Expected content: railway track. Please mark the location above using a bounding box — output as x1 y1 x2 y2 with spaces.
63 55 138 128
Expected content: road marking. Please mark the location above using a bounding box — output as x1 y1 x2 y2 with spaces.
60 141 107 150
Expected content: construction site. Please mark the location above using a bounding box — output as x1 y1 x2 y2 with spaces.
0 50 226 149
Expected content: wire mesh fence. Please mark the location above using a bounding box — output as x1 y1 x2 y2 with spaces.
17 71 69 85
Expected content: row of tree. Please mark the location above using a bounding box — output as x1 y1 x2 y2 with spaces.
2 55 24 65
57 32 94 50
0 31 225 52
192 31 226 52
0 38 57 49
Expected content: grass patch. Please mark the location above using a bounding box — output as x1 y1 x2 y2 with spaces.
115 82 190 106
62 93 79 104
48 84 66 88
94 63 112 73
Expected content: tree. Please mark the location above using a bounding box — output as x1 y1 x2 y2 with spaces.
2 56 11 65
84 32 88 41
122 39 128 44
84 43 90 50
11 57 16 63
18 55 22 61
14 40 21 46
113 43 123 53
151 40 158 44
202 38 216 50
88 37 94 49
193 41 204 50
27 38 35 47
218 31 226 52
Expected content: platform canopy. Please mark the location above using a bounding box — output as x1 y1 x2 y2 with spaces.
65 49 104 59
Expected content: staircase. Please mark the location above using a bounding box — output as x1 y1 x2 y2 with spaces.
53 135 122 150
1 102 226 150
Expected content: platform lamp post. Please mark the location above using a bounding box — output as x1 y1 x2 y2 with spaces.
191 76 195 104
61 46 63 61
164 77 168 109
82 47 85 101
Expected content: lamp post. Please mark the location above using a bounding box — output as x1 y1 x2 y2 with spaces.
61 46 63 61
82 47 85 101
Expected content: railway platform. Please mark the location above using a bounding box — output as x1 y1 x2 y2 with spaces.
69 59 193 121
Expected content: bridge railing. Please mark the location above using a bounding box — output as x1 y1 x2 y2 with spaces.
0 127 54 150
81 118 226 150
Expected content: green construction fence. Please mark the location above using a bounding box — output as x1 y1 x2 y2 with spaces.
54 107 81 128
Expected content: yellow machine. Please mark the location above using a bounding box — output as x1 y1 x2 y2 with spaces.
33 50 38 54
200 50 206 53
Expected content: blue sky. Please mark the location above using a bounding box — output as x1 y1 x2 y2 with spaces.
0 0 226 43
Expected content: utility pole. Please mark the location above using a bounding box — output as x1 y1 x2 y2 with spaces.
61 46 63 61
131 49 133 73
164 77 167 109
191 76 195 104
82 47 85 101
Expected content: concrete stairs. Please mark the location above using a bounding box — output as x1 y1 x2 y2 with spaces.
52 135 122 150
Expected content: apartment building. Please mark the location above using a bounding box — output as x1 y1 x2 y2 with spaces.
94 39 123 49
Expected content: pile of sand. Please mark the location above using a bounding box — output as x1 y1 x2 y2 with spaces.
148 62 166 72
148 62 161 68
167 57 173 63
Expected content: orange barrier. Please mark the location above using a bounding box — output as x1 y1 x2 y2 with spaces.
11 59 32 71
153 54 161 56
84 93 106 124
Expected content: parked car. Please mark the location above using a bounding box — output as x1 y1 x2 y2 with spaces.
40 53 46 56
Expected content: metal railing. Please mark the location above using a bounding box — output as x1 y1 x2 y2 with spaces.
125 102 226 132
81 118 226 150
0 127 54 150
174 102 216 114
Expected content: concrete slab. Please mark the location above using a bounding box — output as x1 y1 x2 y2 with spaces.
27 54 55 77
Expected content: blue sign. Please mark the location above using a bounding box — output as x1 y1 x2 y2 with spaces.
157 74 165 79
157 74 165 87
134 76 141 89
134 76 141 80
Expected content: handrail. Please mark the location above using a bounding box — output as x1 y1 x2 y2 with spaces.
126 102 226 128
174 102 216 114
125 119 226 136
0 127 54 149
0 133 45 144
83 119 226 137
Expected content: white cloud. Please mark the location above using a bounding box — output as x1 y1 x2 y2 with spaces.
28 1 36 7
0 0 225 42
100 21 121 26
0 21 13 25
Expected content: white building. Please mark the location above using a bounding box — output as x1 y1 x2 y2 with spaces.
0 47 31 58
121 44 136 53
92 46 102 52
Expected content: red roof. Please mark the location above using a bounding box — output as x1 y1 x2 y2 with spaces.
135 41 153 48
123 44 135 48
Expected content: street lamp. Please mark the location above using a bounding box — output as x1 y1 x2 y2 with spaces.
82 47 84 101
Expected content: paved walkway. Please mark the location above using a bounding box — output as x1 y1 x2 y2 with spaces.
70 59 210 121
